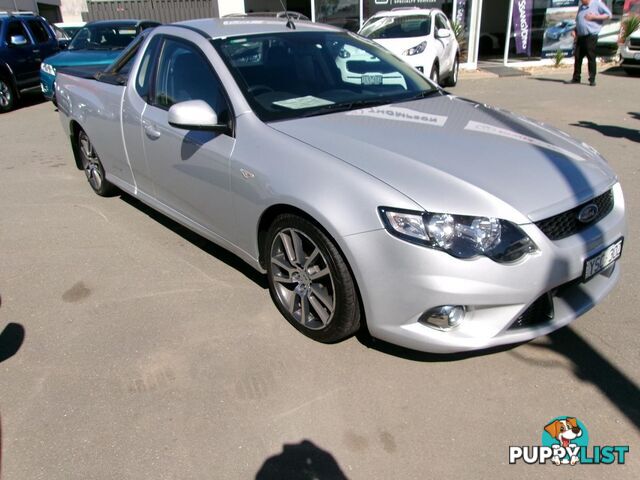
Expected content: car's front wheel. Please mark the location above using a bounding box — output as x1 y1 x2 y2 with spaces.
77 129 116 196
0 75 17 113
265 214 361 343
443 56 459 87
430 63 440 86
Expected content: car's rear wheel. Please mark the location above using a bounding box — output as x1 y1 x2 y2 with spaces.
77 129 116 196
430 63 440 86
0 75 17 113
444 56 459 87
265 214 361 343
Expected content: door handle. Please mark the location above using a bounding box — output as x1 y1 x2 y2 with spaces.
144 123 161 139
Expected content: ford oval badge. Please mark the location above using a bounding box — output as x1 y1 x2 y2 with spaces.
577 204 599 223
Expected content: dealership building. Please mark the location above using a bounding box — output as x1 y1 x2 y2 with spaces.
5 0 626 69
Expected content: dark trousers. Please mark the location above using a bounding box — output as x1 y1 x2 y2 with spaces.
573 34 598 82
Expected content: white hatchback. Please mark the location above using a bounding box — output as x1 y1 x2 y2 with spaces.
359 8 459 87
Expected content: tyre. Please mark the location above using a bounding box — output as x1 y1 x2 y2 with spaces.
77 128 116 196
0 75 17 113
430 63 440 86
443 56 459 87
265 214 361 343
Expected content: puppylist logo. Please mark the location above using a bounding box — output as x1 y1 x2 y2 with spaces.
509 417 629 466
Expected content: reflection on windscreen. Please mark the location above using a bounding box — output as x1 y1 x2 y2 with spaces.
360 15 431 39
214 32 437 122
69 26 137 51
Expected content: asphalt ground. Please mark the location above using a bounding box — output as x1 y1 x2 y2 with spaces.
0 66 638 479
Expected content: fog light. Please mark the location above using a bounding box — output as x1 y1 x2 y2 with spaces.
419 305 465 330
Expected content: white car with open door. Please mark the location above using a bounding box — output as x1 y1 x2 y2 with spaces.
359 7 459 87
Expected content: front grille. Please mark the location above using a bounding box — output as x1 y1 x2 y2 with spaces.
509 293 554 329
630 38 640 50
535 190 614 241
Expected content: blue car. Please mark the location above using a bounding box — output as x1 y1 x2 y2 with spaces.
544 20 576 41
40 19 160 102
1 12 59 112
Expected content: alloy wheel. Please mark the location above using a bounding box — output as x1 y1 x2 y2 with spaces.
0 80 12 108
431 66 439 85
270 228 336 330
78 130 103 191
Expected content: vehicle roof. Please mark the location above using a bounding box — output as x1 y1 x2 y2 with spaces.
174 17 341 39
225 11 308 18
85 19 158 27
0 12 46 21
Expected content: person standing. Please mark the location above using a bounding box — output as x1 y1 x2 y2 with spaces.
571 0 612 86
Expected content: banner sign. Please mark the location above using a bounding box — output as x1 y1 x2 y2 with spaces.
512 0 533 56
455 0 467 27
541 6 579 58
367 0 446 17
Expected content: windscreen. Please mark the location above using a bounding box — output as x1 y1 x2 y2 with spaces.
360 15 431 39
213 31 439 122
69 24 138 51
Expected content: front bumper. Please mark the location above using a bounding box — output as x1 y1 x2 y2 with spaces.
620 44 640 69
343 183 626 353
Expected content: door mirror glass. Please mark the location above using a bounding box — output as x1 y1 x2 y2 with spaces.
168 100 227 132
10 35 28 46
436 29 451 39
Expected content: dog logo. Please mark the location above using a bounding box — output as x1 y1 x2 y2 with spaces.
543 417 585 465
509 416 629 465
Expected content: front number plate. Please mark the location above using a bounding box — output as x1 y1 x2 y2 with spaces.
583 238 623 282
362 74 383 86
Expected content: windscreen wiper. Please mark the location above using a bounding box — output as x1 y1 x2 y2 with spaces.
402 89 443 101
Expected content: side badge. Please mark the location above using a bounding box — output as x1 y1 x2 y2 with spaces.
240 168 255 179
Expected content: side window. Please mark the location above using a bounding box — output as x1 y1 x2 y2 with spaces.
153 38 229 120
6 21 32 44
136 36 161 101
27 20 52 43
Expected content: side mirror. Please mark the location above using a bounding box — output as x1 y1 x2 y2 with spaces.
436 29 451 39
9 35 28 47
58 39 70 50
168 100 228 132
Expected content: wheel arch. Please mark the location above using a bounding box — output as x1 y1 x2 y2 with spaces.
0 62 19 98
256 203 368 331
69 120 84 170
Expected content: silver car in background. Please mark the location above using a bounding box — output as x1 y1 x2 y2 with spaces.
54 17 625 353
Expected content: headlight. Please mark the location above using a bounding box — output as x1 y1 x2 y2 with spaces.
403 41 427 56
40 63 56 75
379 207 537 263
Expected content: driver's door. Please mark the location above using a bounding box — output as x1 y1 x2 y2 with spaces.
140 37 236 241
4 20 39 87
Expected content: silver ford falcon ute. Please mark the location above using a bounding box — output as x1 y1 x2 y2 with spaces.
55 17 626 353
